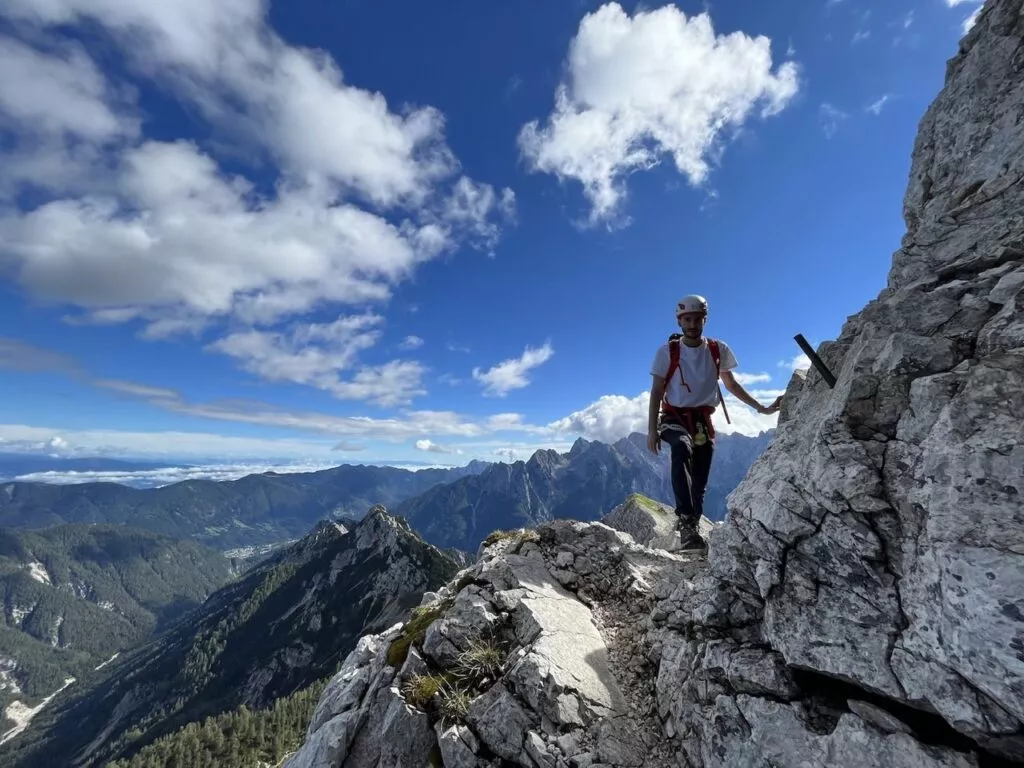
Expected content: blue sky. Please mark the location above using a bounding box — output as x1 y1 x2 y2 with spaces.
0 0 985 470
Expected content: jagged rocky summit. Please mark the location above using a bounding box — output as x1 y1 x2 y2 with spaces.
281 3 1023 766
282 496 711 768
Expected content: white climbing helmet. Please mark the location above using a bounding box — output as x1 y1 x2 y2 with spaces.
675 294 708 317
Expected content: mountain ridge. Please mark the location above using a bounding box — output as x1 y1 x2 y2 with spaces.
0 524 235 737
395 430 773 552
0 462 491 550
0 506 462 768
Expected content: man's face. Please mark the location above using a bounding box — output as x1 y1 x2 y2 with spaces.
678 312 705 337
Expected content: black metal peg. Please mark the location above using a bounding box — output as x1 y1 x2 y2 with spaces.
794 334 837 389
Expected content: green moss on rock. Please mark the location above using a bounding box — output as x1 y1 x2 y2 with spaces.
625 492 668 515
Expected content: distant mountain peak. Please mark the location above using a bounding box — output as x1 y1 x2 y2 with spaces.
568 436 591 456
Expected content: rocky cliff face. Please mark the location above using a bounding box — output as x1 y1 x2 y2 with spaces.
664 1 1024 763
279 2 1023 765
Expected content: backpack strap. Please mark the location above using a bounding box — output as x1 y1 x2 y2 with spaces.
664 334 690 393
707 338 721 375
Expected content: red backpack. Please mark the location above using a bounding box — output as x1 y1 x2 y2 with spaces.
661 334 728 435
664 333 721 393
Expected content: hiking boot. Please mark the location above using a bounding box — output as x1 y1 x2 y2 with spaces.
676 528 707 554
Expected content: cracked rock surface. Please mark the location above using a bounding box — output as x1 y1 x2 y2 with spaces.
659 1 1024 763
285 516 706 768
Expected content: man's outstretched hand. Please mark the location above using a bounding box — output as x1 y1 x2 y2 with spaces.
757 396 783 415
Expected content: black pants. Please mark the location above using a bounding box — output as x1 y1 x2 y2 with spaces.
660 425 714 529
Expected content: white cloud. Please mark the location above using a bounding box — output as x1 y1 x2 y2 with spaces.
399 335 425 350
779 353 811 371
733 372 772 386
819 103 847 138
440 178 517 252
0 0 514 392
852 30 870 44
472 342 554 397
206 314 428 406
961 6 983 33
10 461 343 488
0 141 452 330
943 0 983 33
0 0 460 207
0 423 338 461
545 388 778 442
866 94 894 116
517 1 800 226
0 36 134 143
0 36 138 197
546 393 648 443
414 439 463 455
715 395 780 436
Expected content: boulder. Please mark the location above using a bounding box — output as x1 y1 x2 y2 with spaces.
601 493 715 551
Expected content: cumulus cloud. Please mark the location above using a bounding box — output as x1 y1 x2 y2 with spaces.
546 393 648 444
545 387 778 442
473 342 554 397
414 439 463 455
399 335 425 350
517 2 800 226
0 36 135 144
207 314 427 406
0 0 514 388
779 353 811 371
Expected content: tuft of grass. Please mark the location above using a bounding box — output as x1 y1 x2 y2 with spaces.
401 673 448 706
386 598 453 667
482 528 521 547
454 638 505 681
436 679 472 724
481 527 541 554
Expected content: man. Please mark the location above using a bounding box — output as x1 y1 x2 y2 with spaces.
647 294 781 552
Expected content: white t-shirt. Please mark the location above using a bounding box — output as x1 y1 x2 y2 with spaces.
650 337 738 408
